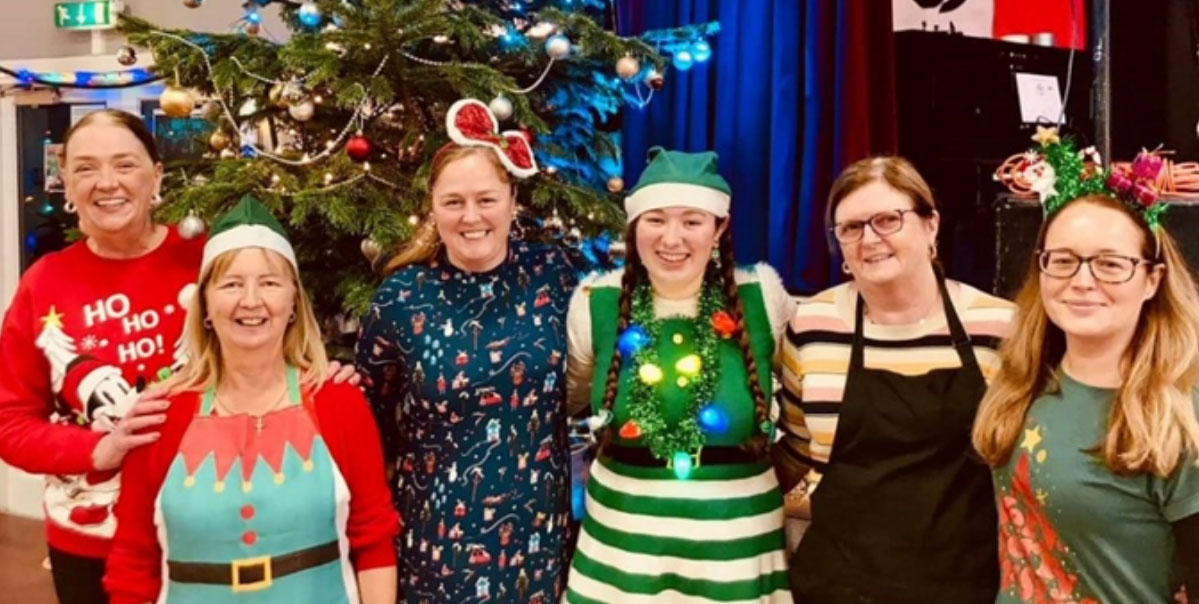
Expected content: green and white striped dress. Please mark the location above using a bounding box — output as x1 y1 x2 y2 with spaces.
563 265 792 603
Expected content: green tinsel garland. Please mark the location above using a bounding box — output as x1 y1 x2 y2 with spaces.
624 280 724 464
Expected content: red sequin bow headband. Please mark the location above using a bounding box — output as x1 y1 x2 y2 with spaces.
446 99 539 178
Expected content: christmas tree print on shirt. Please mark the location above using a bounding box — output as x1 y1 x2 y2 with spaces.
997 426 1099 604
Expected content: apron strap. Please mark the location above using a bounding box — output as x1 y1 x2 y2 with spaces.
850 268 981 372
199 366 303 417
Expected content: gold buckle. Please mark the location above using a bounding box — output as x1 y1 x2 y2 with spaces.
231 555 273 592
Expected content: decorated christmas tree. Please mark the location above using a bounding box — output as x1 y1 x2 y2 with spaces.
119 0 715 333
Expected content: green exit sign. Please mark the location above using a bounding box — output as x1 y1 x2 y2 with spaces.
54 1 118 30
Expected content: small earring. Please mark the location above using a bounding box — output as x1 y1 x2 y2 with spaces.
64 200 76 214
929 243 938 260
203 317 213 329
841 261 852 275
288 313 297 324
150 193 163 208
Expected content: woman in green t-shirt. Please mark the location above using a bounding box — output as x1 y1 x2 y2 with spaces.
974 139 1199 604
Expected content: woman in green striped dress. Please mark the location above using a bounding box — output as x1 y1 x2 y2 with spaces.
564 148 794 603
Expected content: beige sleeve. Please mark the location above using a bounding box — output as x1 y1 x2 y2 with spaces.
565 284 595 417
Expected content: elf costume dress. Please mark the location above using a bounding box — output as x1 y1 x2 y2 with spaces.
563 149 794 604
103 197 399 603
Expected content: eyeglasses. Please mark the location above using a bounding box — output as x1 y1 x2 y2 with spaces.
829 209 921 243
1037 249 1157 284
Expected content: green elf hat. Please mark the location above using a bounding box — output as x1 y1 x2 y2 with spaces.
200 194 296 274
624 146 732 224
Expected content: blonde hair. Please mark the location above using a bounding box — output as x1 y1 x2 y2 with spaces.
973 195 1199 476
162 248 329 395
383 145 514 275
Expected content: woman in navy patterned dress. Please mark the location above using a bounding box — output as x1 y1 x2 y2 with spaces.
357 102 576 604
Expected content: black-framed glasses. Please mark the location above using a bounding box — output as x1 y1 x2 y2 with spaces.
1037 249 1157 284
829 209 920 243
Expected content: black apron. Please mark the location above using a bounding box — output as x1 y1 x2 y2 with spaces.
788 276 999 604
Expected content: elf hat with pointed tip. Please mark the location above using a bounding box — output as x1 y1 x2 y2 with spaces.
200 194 296 274
624 146 732 223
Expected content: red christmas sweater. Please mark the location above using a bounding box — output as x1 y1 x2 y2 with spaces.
0 226 204 557
104 383 400 604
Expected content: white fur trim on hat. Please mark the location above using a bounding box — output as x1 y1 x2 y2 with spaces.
624 182 731 223
201 225 297 274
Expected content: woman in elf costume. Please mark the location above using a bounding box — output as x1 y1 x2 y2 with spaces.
564 148 794 603
105 196 399 604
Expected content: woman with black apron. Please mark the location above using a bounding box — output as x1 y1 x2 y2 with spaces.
776 156 1014 603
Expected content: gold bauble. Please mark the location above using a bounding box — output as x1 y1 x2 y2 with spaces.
616 55 640 80
606 176 625 193
209 130 232 151
160 85 196 118
360 237 382 262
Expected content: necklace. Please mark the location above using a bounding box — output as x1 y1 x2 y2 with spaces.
863 291 941 326
620 280 726 467
213 383 289 436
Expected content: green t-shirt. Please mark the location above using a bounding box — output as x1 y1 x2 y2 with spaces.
993 372 1199 604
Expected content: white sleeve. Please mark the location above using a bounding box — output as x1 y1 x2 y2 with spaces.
748 262 795 344
565 281 595 417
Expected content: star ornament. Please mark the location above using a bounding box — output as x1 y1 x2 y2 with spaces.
40 306 65 330
1021 425 1044 453
1032 125 1061 146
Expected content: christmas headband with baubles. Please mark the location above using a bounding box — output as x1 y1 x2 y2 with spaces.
442 98 538 178
995 125 1169 232
200 194 297 274
625 146 732 224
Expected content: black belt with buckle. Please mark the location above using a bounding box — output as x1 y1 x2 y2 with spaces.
604 444 760 467
167 540 340 592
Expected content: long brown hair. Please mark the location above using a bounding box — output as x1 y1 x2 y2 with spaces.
383 145 514 275
598 218 772 456
973 195 1199 476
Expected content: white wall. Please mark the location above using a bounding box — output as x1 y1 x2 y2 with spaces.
0 0 290 61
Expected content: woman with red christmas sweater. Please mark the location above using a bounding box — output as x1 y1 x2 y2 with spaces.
0 110 203 603
105 195 399 603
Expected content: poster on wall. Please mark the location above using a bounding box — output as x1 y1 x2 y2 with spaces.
892 0 995 37
892 0 1086 49
44 143 64 193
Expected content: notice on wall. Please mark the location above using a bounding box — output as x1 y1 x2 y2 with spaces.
1014 72 1064 124
892 0 995 38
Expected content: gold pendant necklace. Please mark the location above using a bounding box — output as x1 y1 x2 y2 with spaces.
214 385 288 436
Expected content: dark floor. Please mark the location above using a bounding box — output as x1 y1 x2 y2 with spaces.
0 514 54 602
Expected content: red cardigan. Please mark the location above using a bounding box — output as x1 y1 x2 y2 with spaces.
104 381 400 603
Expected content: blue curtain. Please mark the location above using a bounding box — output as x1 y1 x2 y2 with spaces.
618 0 895 294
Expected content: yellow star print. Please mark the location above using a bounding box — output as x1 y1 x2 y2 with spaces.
40 306 65 330
1021 426 1043 453
1031 125 1061 146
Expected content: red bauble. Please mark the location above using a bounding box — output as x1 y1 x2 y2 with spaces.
346 135 373 162
618 420 643 440
648 73 666 90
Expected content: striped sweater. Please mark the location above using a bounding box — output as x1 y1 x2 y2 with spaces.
778 280 1014 477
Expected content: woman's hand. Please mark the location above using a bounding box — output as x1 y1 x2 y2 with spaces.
91 398 168 471
329 360 363 386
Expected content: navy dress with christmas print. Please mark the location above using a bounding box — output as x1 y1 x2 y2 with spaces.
357 242 577 604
